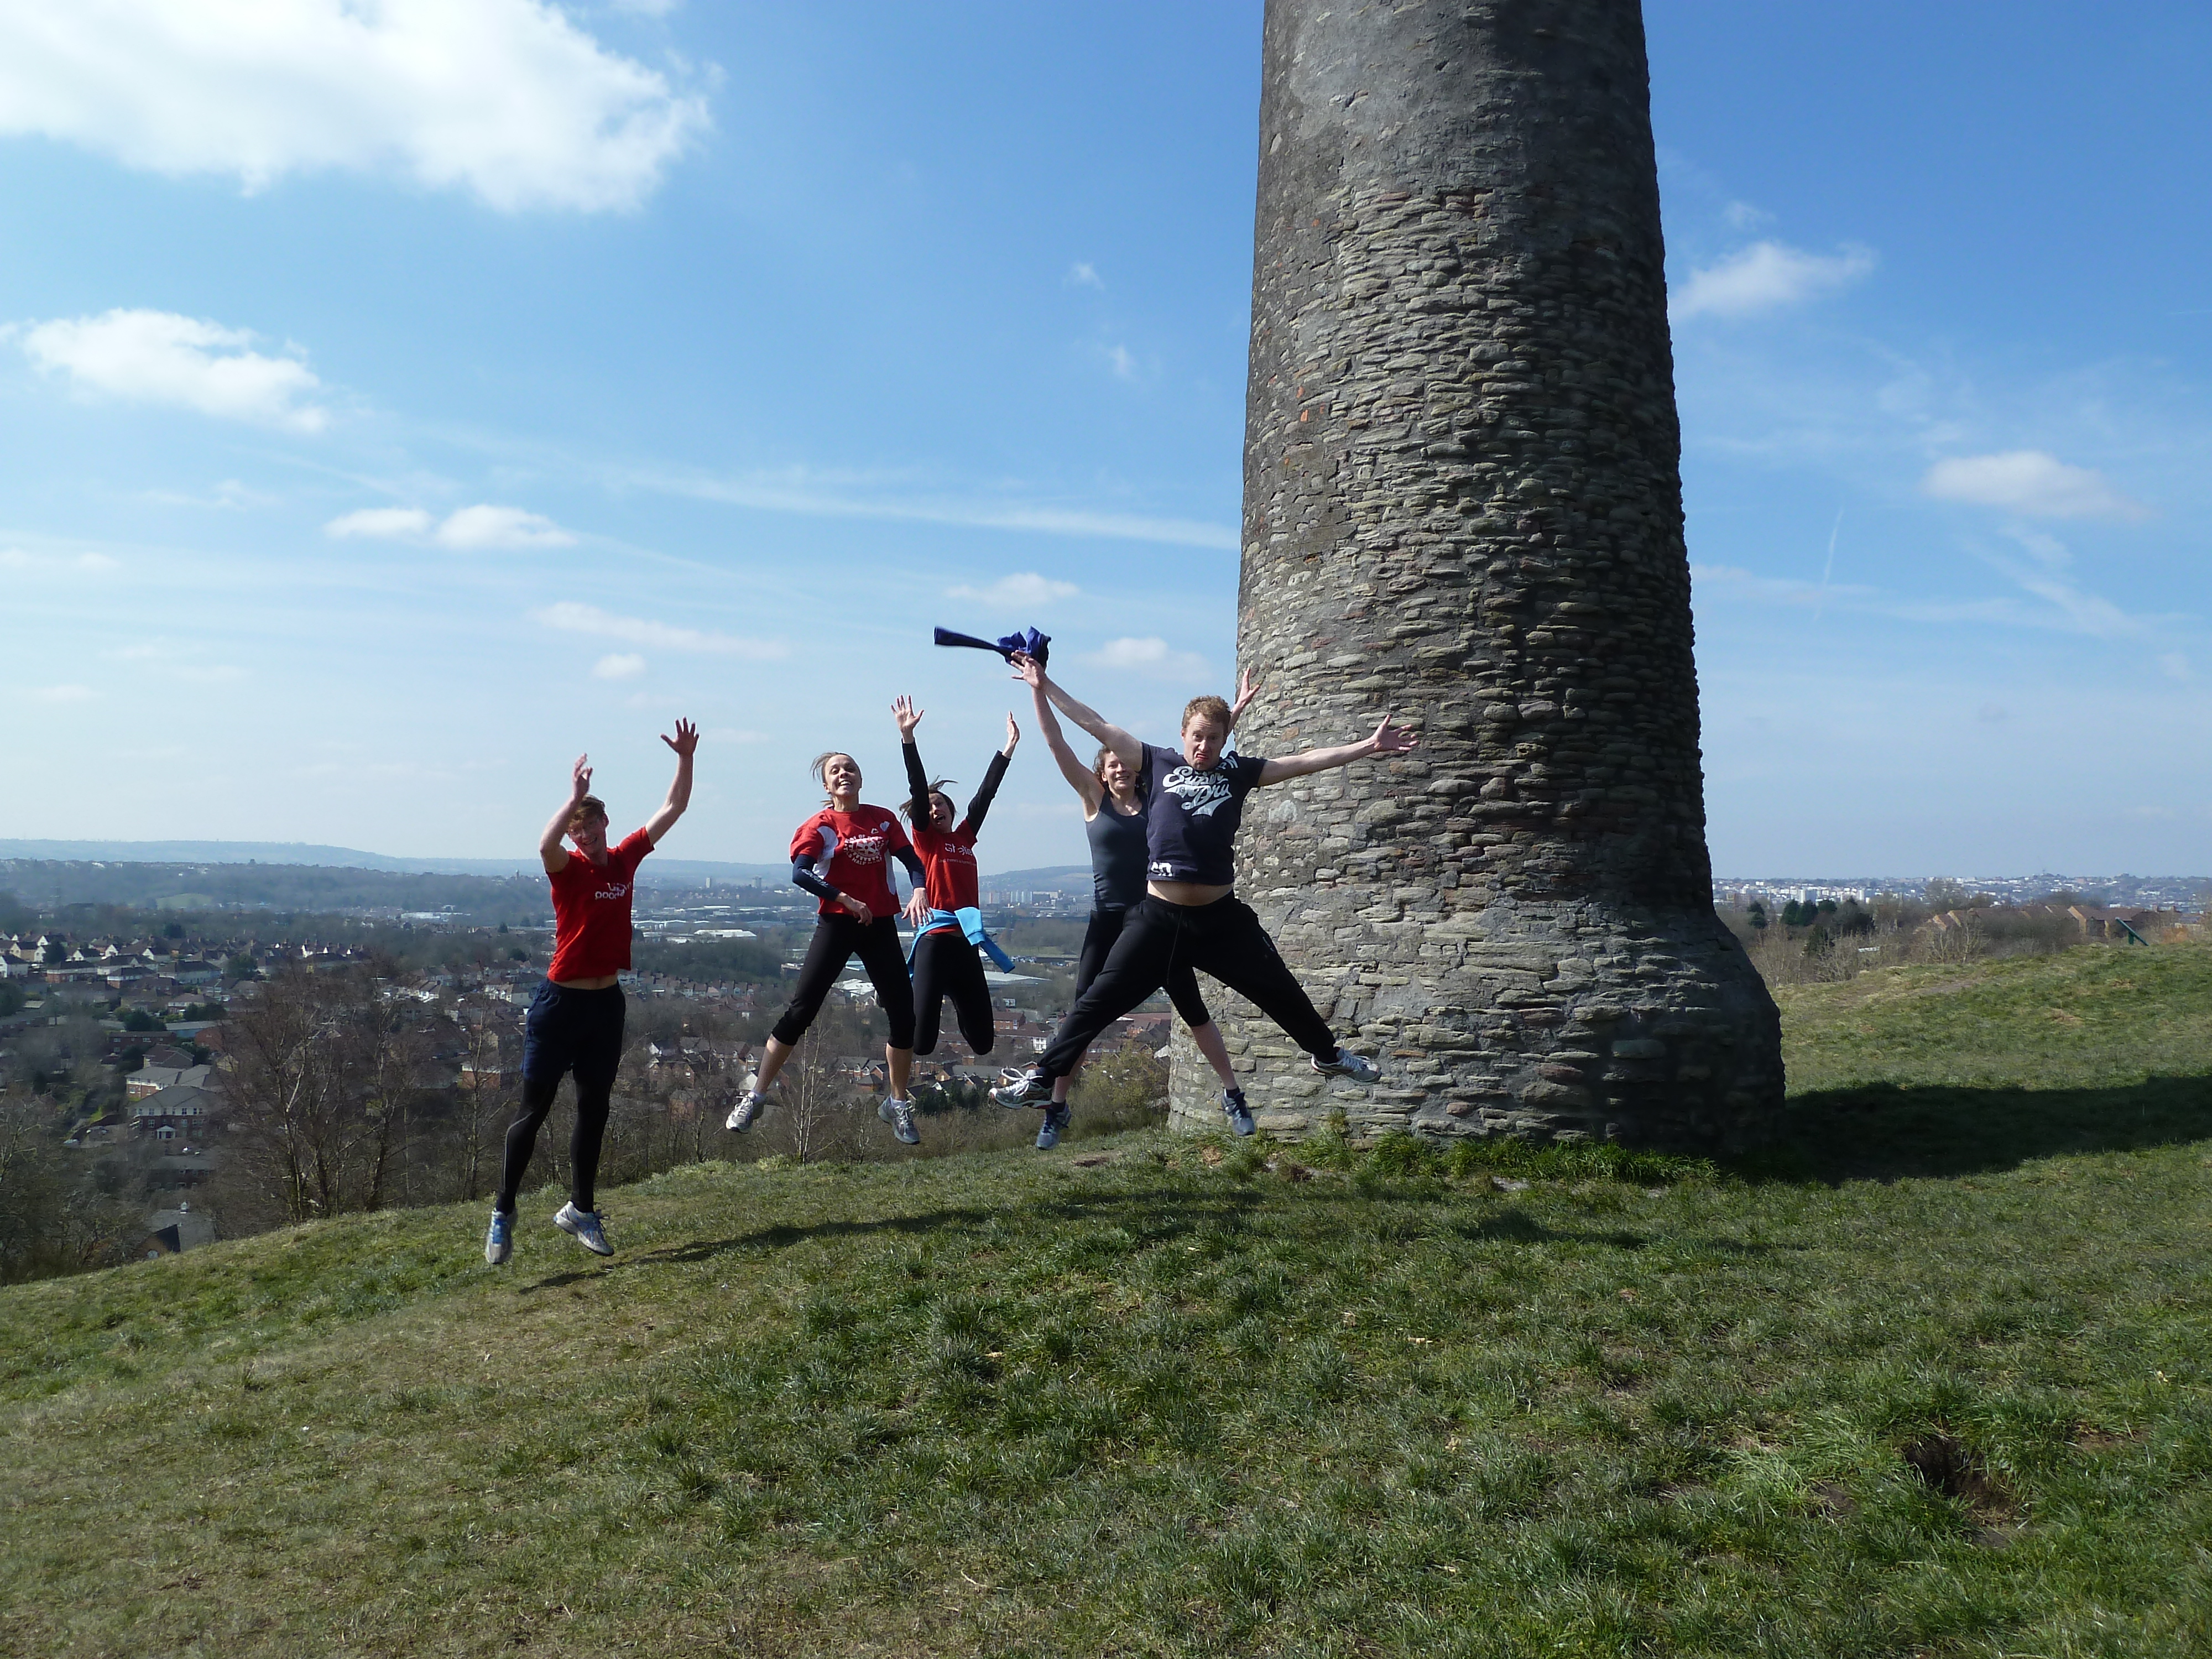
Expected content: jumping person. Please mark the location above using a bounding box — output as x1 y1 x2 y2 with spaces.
726 749 932 1145
894 695 1019 1062
994 654 1415 1137
1025 665 1252 1149
486 720 697 1265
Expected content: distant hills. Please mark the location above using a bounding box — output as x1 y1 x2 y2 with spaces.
0 839 787 884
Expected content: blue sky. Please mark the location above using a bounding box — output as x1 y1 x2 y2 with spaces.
3 2 2208 878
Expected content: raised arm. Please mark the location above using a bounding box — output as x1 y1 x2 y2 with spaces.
1030 677 1104 811
1255 713 1419 787
539 753 591 873
1011 651 1140 772
893 695 932 822
643 718 698 846
1227 665 1258 733
961 714 1019 834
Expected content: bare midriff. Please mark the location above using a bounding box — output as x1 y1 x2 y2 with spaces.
1146 879 1233 907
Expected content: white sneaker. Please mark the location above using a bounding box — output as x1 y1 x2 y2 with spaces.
879 1095 920 1145
726 1091 766 1132
554 1201 613 1256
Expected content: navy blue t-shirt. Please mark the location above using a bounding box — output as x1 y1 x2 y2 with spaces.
1140 743 1268 885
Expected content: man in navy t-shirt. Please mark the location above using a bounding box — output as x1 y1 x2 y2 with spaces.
993 654 1417 1143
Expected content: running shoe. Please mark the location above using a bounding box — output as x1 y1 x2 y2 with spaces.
725 1091 766 1133
1035 1104 1071 1151
484 1208 513 1265
1220 1087 1256 1137
991 1068 1054 1108
554 1201 613 1257
879 1096 920 1146
1311 1047 1383 1084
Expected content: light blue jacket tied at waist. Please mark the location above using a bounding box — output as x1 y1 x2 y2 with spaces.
909 906 1013 972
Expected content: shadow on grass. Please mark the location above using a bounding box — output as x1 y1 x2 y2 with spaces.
1767 1074 2212 1183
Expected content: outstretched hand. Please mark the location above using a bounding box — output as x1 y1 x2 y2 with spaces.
1230 665 1259 722
660 718 699 758
1003 712 1021 754
1370 713 1420 755
570 753 593 800
1008 651 1044 690
893 694 924 739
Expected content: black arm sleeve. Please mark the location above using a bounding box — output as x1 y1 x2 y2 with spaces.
962 751 1010 836
901 740 933 824
791 853 839 904
894 848 927 888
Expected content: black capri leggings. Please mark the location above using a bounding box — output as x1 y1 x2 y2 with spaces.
911 928 995 1057
771 913 916 1050
1040 894 1337 1082
1077 905 1212 1028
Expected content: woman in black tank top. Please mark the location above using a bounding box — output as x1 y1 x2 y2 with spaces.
1025 671 1244 1145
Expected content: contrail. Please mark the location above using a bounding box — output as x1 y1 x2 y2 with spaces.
1814 509 1843 622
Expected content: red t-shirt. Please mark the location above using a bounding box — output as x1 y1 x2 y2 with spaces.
911 823 982 914
546 829 652 981
791 806 911 917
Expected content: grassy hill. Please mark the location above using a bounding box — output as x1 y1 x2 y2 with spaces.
6 945 2210 1657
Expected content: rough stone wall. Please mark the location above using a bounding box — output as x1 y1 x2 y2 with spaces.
1166 0 1783 1150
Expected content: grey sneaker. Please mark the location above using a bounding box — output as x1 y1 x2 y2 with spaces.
879 1096 920 1145
1220 1088 1256 1137
726 1091 766 1133
1311 1047 1382 1084
484 1208 513 1265
991 1068 1053 1108
1036 1104 1070 1151
554 1201 613 1256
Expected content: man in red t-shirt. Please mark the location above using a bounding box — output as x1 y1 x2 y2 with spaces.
485 719 697 1266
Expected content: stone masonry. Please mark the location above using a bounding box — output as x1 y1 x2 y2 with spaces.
1165 0 1783 1150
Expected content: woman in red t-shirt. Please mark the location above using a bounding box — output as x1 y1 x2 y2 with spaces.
728 749 932 1145
893 694 1019 1060
486 721 696 1267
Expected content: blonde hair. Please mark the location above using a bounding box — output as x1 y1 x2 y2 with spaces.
810 752 860 803
1181 695 1233 733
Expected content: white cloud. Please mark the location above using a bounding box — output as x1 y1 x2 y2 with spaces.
1723 200 1771 230
326 507 434 539
1067 262 1103 289
1104 343 1137 381
0 546 117 572
592 653 645 680
1084 636 1208 678
1671 241 1876 320
945 572 1081 611
531 601 786 659
433 504 575 550
19 309 327 430
145 477 275 509
30 684 95 703
0 0 711 213
1923 452 2148 520
322 503 575 547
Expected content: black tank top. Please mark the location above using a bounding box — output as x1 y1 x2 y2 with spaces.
1086 802 1149 910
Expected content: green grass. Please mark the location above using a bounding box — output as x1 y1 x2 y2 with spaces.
6 945 2211 1657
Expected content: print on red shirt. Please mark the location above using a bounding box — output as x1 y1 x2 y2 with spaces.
910 824 982 914
791 807 911 917
546 829 653 981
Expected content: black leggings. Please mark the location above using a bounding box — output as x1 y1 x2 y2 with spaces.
771 914 916 1049
499 980 624 1214
912 928 995 1056
1078 905 1213 1027
1040 895 1338 1081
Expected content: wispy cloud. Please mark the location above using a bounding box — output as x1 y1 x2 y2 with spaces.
324 503 576 548
19 309 327 431
531 601 787 659
631 466 1238 551
945 572 1080 611
1922 451 2148 520
592 653 646 680
1672 241 1876 321
1103 343 1138 381
0 0 711 212
1066 262 1104 289
1083 636 1209 678
144 478 274 509
30 684 95 703
0 546 118 573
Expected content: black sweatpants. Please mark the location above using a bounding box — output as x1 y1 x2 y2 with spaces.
911 928 995 1056
1039 895 1338 1082
1077 905 1213 1028
771 913 916 1050
498 979 624 1215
